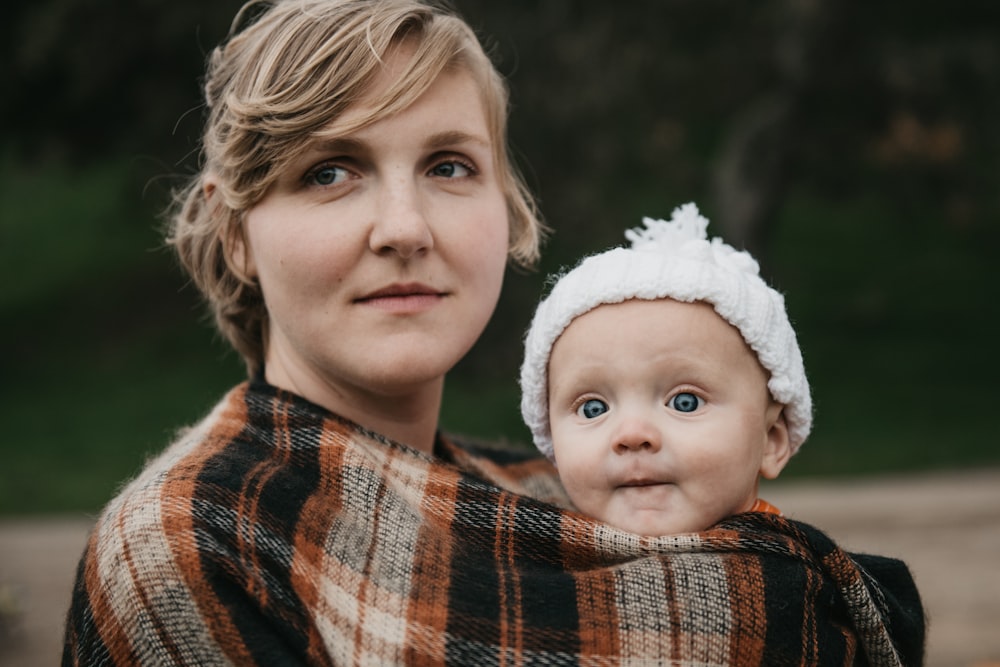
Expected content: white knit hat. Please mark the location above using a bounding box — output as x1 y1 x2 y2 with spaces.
519 202 812 461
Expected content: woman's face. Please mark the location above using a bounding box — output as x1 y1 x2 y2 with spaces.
238 58 509 429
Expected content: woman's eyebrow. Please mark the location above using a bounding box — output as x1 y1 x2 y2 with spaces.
302 131 488 156
301 137 367 157
425 130 491 150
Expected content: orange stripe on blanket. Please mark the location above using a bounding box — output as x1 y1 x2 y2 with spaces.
81 525 141 665
165 387 256 665
290 416 351 667
404 463 461 666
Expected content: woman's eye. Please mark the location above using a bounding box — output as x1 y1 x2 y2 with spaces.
577 398 609 419
306 164 349 187
668 392 704 413
430 160 473 179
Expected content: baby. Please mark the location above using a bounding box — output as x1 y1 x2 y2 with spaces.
520 203 812 536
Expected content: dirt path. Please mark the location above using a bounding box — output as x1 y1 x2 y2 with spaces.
2 468 998 666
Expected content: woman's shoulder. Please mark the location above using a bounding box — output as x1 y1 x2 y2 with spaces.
76 380 311 603
85 383 262 548
64 382 307 664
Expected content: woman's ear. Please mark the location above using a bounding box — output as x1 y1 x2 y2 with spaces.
227 224 256 281
759 402 792 480
205 174 256 281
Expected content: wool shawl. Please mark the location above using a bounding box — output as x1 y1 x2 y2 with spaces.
63 380 925 666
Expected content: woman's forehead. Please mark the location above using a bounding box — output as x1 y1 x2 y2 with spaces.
308 61 491 143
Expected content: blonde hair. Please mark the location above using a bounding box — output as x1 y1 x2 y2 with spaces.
167 0 543 375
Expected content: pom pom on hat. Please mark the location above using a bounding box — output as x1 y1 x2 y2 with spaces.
519 203 812 461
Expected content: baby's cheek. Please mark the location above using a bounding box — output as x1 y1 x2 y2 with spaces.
563 470 608 516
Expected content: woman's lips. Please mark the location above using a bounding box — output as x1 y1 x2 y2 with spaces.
356 283 446 313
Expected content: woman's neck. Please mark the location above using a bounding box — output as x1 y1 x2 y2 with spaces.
351 388 442 455
264 364 443 455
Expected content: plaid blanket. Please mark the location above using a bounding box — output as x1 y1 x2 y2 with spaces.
63 380 924 666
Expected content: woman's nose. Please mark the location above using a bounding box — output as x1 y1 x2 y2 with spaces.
370 176 433 259
612 416 662 454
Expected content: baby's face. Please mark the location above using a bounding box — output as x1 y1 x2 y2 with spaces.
547 298 789 536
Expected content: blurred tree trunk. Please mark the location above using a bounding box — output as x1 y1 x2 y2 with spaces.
711 0 834 270
712 94 793 266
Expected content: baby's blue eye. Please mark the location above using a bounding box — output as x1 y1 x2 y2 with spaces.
668 392 703 413
578 399 609 419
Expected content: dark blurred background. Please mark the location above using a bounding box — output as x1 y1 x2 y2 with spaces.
2 0 998 515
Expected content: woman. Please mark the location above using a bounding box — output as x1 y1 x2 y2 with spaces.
63 1 923 665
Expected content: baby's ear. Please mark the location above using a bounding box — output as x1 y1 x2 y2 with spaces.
760 403 792 480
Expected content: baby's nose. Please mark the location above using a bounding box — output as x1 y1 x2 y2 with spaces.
613 418 662 454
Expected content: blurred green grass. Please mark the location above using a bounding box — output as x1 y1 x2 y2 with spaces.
1 160 998 515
